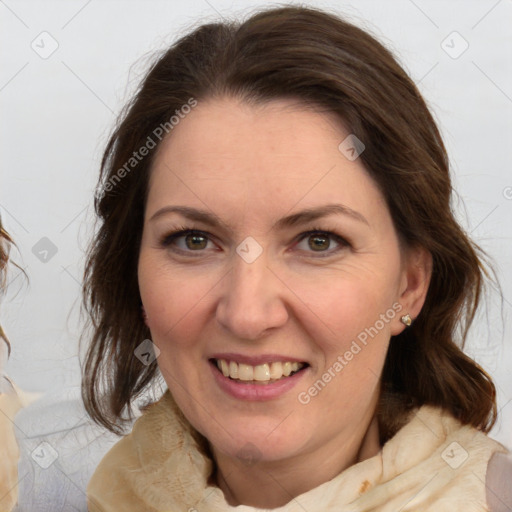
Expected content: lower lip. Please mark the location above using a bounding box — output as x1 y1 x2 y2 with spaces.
209 361 308 401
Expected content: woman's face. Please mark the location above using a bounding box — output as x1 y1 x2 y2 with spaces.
138 97 417 464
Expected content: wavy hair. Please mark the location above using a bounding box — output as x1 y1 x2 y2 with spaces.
82 5 497 438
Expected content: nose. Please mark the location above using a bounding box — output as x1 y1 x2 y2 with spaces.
215 251 289 341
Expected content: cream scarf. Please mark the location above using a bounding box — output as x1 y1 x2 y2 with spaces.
87 391 507 512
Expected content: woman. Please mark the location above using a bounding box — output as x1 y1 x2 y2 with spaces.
83 6 511 511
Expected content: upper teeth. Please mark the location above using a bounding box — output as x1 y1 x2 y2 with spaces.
216 359 305 381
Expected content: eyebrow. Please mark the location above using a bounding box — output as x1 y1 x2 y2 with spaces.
149 203 369 231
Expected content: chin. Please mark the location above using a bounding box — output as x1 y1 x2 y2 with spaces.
205 416 308 464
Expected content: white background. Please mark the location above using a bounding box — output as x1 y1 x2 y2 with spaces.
1 0 511 447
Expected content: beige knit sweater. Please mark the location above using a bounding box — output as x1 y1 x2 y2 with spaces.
87 391 509 512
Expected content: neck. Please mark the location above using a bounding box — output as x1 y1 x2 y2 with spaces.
211 410 381 509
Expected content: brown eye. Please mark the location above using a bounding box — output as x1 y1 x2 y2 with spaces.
294 229 349 257
308 234 330 251
185 233 208 250
160 229 216 255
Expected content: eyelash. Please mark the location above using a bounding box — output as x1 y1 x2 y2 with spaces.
159 225 351 258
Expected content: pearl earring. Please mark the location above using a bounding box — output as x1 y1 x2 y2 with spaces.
401 314 412 327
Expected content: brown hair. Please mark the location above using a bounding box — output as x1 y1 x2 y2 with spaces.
0 220 14 355
82 5 497 438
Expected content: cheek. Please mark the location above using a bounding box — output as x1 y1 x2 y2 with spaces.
138 253 216 347
296 276 394 406
289 271 397 346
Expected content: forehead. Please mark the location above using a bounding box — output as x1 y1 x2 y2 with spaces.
147 97 387 227
153 97 348 175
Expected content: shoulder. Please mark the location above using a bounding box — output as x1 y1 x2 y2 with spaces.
486 449 512 512
87 391 213 511
86 393 174 510
86 429 143 510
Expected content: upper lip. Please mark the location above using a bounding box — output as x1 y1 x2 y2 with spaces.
209 353 308 366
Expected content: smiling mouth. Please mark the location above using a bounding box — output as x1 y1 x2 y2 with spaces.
210 358 308 384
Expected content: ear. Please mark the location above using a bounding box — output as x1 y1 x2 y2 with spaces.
391 245 432 336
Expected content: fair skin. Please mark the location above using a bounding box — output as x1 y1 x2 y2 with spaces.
138 97 431 508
